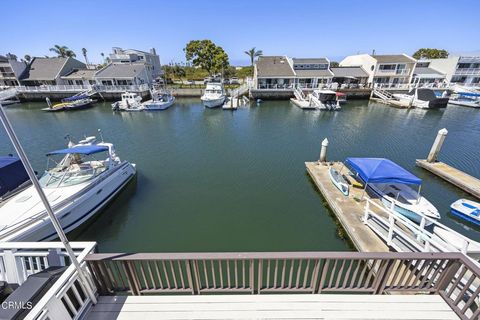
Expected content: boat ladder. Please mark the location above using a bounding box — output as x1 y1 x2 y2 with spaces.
293 87 306 101
372 88 396 101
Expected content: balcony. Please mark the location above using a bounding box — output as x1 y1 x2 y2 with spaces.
1 242 478 320
376 68 410 76
455 68 480 76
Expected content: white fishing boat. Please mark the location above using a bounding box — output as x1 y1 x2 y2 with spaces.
112 92 143 111
345 157 440 224
0 135 136 241
329 167 349 196
201 82 226 108
393 88 448 109
308 90 341 110
142 89 175 110
448 92 480 108
450 199 480 226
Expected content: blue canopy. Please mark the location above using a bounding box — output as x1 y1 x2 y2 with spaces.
0 156 29 197
62 95 89 102
345 158 422 185
458 92 480 97
46 145 108 156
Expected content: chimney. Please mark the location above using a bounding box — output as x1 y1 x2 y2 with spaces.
150 48 157 55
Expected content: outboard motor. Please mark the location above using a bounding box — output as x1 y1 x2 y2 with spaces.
45 97 52 109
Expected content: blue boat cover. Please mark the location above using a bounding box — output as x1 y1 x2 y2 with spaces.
46 145 108 156
345 158 422 185
458 92 480 97
62 95 89 102
0 156 29 197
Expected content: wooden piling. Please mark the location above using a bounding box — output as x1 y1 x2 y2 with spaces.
427 128 448 163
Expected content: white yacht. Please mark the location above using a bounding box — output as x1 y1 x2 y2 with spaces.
448 92 480 108
201 82 226 108
142 88 175 110
0 136 136 241
308 90 341 110
393 88 449 109
112 92 144 111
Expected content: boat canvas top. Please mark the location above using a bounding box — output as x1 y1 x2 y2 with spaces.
62 94 90 102
345 158 422 185
0 157 29 197
314 89 337 94
46 145 109 156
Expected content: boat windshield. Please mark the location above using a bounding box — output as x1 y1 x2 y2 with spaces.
39 154 107 188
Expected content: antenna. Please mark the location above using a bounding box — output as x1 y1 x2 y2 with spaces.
98 129 104 142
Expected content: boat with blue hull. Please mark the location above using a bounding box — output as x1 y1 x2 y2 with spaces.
0 156 30 201
450 199 480 226
345 157 440 224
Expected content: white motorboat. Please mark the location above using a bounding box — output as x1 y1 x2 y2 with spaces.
448 92 480 108
0 136 136 241
393 88 448 109
450 199 480 226
201 82 226 108
112 92 144 111
308 90 341 110
142 89 175 110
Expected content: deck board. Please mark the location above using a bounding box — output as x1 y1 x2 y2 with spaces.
86 294 459 320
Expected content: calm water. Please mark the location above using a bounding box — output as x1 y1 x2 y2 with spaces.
1 99 479 252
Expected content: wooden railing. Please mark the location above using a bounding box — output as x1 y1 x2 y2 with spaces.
85 251 479 319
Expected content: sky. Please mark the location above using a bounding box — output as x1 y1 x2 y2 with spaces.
3 0 479 66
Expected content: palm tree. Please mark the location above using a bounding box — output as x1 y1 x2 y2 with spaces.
81 48 89 64
24 54 31 63
49 45 76 58
244 47 263 66
6 53 17 60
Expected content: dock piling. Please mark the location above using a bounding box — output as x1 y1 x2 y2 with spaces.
427 128 448 163
319 138 329 163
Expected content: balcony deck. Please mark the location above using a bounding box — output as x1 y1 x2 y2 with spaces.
86 294 458 320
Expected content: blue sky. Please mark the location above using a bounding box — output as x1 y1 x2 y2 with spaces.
3 0 479 65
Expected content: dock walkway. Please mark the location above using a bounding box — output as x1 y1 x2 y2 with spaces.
87 294 458 320
416 160 480 199
305 162 389 252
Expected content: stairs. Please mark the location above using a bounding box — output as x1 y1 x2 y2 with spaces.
372 88 395 101
293 87 305 101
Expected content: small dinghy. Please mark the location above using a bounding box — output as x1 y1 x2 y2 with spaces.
329 167 349 196
451 199 480 226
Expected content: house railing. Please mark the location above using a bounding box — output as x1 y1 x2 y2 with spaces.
376 68 410 75
15 84 150 93
85 251 480 319
0 88 18 101
0 242 97 320
455 68 480 76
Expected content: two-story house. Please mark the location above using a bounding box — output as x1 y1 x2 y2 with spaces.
426 56 480 86
0 55 27 86
340 54 416 86
108 47 161 82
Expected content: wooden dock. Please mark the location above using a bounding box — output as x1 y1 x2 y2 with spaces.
416 160 480 199
291 98 316 109
305 162 389 253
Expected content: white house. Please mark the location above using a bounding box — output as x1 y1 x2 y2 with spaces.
340 54 416 86
94 63 149 86
0 55 27 86
109 47 161 82
426 56 480 86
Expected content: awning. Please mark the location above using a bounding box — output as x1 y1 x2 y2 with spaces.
345 158 422 185
46 145 108 156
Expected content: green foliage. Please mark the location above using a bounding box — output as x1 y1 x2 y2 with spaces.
184 40 229 75
49 45 76 58
244 47 263 66
24 54 31 63
236 66 253 78
412 48 448 60
5 53 17 60
330 61 339 67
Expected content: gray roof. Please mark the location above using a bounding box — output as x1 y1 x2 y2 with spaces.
61 68 97 80
372 54 416 63
331 66 369 78
295 69 333 77
21 57 68 81
95 63 146 79
413 67 445 76
292 58 328 64
255 56 295 77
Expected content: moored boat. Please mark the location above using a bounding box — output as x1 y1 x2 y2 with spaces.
201 82 226 108
450 199 480 226
142 88 175 111
0 156 30 201
448 92 480 108
43 95 96 112
308 90 341 110
336 92 347 104
393 88 448 109
329 167 349 196
0 135 136 241
112 92 143 111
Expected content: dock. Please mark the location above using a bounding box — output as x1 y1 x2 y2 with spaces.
305 161 389 253
222 95 249 110
370 88 411 108
417 160 480 199
290 98 315 109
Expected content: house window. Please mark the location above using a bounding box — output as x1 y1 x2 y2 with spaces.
117 80 129 85
101 80 113 85
416 62 430 68
457 63 470 69
379 64 396 70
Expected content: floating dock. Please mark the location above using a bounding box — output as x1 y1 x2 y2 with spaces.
416 160 480 199
305 161 389 253
290 98 315 109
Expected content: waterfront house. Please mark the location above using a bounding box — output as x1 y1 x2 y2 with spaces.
20 57 86 86
0 55 27 86
331 66 369 87
109 47 162 82
60 68 98 86
411 61 447 87
94 63 149 85
253 56 333 89
340 54 416 86
426 56 480 86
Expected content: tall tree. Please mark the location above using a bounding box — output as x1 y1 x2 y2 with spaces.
5 53 17 60
49 45 76 58
82 48 89 64
24 54 31 63
184 40 229 76
330 61 339 67
244 47 263 66
413 48 448 60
